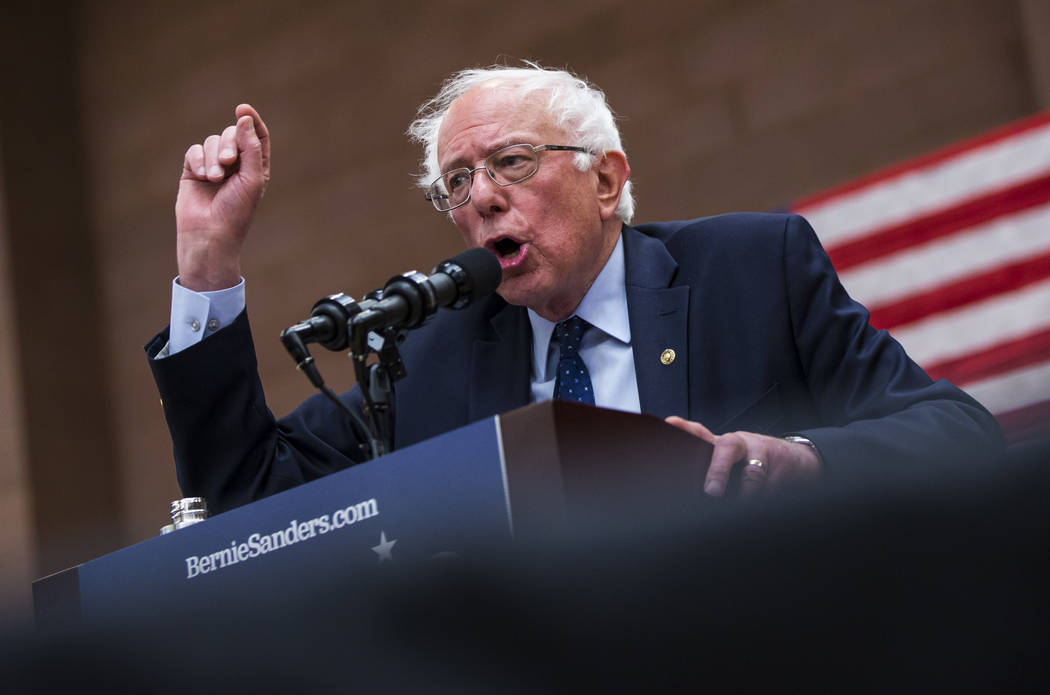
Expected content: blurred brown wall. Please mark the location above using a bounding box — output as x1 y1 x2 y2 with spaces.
2 0 1048 619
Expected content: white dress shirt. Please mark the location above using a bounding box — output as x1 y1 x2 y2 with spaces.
158 278 245 358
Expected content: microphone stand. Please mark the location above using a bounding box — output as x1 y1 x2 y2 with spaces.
281 290 409 461
348 313 406 457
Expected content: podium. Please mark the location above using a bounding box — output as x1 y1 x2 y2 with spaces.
33 401 712 627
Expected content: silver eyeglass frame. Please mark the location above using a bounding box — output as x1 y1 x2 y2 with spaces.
424 144 593 212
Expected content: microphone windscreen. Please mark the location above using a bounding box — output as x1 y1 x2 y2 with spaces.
448 247 502 297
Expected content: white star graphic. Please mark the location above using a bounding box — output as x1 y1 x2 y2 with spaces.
372 531 397 563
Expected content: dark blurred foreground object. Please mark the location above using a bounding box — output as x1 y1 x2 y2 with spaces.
6 439 1048 693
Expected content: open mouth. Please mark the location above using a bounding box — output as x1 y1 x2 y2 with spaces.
493 237 522 259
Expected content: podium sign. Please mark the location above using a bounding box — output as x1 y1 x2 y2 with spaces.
34 402 712 627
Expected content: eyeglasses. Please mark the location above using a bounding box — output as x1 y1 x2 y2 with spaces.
424 144 593 212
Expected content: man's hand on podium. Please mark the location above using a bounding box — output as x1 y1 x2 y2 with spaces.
665 416 822 498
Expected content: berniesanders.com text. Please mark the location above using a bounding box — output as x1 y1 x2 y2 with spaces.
183 497 379 579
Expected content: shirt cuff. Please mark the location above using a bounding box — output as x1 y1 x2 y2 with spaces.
166 277 246 356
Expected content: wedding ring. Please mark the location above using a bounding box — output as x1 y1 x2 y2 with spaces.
746 458 765 469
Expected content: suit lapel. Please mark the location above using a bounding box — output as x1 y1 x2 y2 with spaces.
468 302 533 422
623 227 691 420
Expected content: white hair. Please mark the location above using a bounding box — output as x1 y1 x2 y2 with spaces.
407 62 636 224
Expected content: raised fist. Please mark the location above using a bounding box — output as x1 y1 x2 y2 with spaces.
175 104 270 291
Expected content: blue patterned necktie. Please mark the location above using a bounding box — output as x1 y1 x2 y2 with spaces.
553 316 595 405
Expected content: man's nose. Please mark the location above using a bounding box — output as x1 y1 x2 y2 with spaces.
469 167 506 213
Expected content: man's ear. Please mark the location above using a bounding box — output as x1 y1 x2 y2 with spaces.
595 150 630 221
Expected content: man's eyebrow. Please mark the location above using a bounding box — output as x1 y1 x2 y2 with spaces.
493 138 530 149
493 137 539 151
440 151 473 172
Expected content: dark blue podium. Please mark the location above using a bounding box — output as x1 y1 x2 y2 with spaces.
33 401 712 628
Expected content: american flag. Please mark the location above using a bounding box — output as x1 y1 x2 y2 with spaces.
791 111 1050 444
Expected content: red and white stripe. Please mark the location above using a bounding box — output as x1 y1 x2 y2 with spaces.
792 111 1050 442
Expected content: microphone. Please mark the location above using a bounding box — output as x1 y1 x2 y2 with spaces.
353 246 502 336
282 247 502 355
280 248 500 459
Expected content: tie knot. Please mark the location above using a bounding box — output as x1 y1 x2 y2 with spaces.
553 316 589 354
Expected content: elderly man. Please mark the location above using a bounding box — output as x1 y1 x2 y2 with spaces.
148 64 1002 513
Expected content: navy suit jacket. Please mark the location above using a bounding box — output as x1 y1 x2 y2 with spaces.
148 213 1003 512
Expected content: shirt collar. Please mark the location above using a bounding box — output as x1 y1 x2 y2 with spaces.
527 234 631 381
